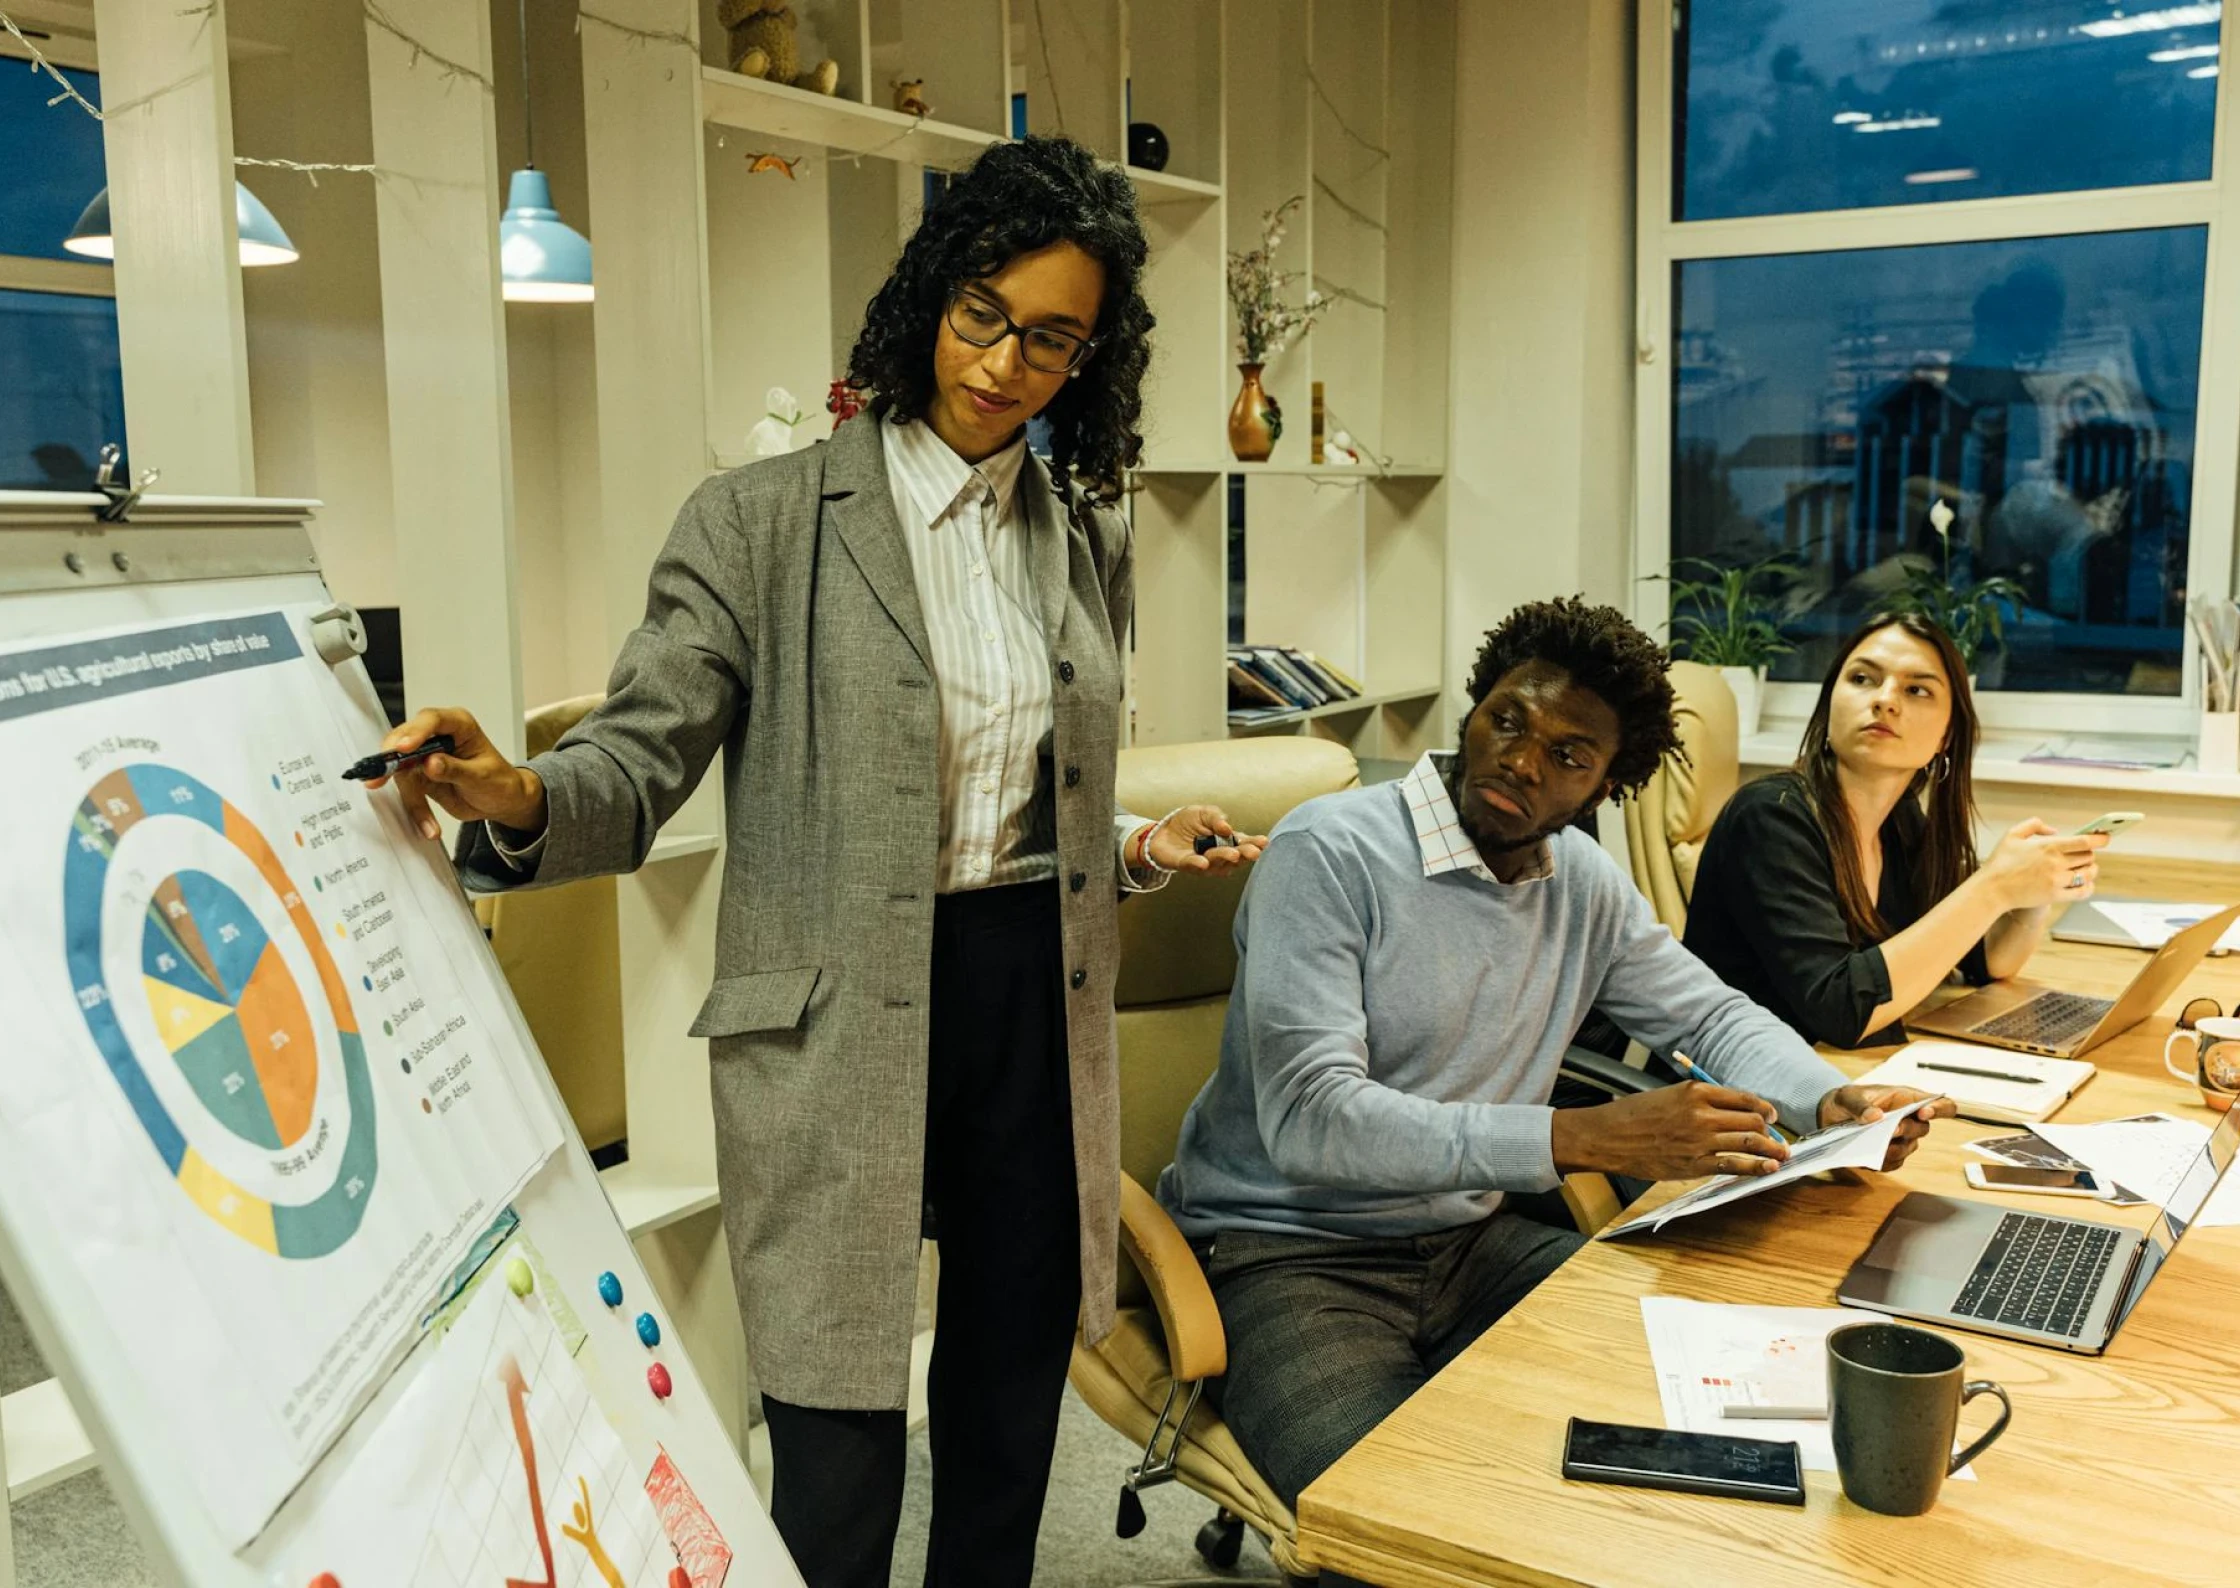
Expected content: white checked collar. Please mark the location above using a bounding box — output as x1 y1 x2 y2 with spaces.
1399 752 1552 884
884 414 1027 528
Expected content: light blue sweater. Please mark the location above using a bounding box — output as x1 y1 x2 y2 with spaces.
1157 773 1850 1240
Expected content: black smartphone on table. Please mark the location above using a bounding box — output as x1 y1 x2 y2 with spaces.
1560 1417 1806 1505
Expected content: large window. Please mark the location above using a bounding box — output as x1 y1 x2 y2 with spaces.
1678 1 2221 220
1675 227 2208 693
1641 1 2237 727
0 43 124 491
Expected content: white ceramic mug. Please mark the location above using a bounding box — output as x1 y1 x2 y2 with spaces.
2165 1014 2240 1107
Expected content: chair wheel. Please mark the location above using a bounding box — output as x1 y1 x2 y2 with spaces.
1194 1510 1246 1568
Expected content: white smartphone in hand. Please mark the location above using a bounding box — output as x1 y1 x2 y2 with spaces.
1963 1162 2106 1198
2074 811 2145 839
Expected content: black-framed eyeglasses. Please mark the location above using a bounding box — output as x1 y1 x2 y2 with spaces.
946 290 1098 374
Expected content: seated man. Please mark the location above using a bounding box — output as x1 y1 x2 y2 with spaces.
1157 597 1951 1510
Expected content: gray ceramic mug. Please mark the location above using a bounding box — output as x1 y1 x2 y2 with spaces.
1827 1321 2012 1516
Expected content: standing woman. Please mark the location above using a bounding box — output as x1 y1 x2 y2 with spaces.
1684 612 2102 1049
377 135 1263 1587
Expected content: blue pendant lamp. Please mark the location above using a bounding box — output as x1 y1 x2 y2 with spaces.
499 0 592 302
64 178 299 266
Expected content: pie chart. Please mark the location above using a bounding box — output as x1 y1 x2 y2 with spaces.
62 763 377 1258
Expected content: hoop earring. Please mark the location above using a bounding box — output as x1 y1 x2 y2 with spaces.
1928 752 1952 784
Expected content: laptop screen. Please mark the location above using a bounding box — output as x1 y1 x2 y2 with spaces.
2112 1102 2240 1329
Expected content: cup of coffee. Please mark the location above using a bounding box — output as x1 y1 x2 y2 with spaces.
2166 1014 2240 1112
1827 1321 2011 1516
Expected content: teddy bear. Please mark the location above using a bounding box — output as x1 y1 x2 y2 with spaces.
718 1 839 96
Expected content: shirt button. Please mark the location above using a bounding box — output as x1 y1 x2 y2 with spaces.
978 776 997 794
1058 660 1075 684
1070 969 1087 990
1064 766 1080 788
970 564 986 578
984 629 999 644
991 704 1007 719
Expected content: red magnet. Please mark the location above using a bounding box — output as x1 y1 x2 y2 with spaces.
309 1575 343 1588
647 1361 673 1400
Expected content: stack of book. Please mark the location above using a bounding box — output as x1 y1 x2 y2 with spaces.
1227 646 1363 725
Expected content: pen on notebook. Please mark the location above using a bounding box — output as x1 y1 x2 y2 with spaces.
1669 1052 1790 1147
1914 1059 2041 1086
1720 1404 1826 1422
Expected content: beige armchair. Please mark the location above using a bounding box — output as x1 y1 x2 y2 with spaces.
477 694 628 1155
1071 735 1359 1582
1622 658 1741 935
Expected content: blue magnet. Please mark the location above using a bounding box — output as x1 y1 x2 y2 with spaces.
635 1311 661 1348
596 1270 623 1308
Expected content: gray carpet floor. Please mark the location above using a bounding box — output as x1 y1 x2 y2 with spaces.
3 1279 1275 1587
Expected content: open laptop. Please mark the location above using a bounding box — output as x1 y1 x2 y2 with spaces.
1906 903 2240 1058
1837 1101 2240 1353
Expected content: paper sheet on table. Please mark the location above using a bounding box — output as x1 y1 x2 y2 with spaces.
2031 1114 2240 1226
1639 1299 1974 1479
2081 901 2240 954
1598 1106 1924 1239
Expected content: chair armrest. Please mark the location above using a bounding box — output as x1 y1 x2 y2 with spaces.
1116 1172 1228 1384
1557 1044 1676 1100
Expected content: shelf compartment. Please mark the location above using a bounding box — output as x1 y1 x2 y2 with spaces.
701 64 1000 169
1228 683 1443 732
598 1160 723 1239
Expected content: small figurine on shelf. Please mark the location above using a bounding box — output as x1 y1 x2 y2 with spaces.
746 388 805 458
1323 427 1360 467
893 78 933 118
720 1 840 96
827 379 868 427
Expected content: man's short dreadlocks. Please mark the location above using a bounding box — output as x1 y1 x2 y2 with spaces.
1462 596 1682 801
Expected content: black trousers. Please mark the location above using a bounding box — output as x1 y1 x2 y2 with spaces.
763 881 1082 1588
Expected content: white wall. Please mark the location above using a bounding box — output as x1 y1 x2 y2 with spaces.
232 0 397 611
1442 0 1636 713
229 0 605 712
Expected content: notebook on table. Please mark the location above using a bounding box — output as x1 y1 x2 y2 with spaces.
1852 1042 2094 1126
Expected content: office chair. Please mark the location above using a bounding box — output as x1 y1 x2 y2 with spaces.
476 694 629 1156
1074 737 1661 1583
1623 658 1740 936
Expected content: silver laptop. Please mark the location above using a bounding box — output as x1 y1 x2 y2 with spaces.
2054 897 2238 956
1906 903 2240 1058
1837 1101 2240 1353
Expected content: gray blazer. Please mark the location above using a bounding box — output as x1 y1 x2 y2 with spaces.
456 412 1133 1409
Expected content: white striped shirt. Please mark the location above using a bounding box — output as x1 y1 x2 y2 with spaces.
882 418 1161 894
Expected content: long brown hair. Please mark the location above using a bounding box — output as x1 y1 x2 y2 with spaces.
1793 612 1981 944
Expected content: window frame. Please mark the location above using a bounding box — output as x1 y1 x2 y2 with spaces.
1633 1 2240 737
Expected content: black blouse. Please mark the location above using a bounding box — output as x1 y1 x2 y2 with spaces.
1683 772 1990 1049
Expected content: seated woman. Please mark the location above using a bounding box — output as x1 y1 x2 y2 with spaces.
1684 612 2105 1049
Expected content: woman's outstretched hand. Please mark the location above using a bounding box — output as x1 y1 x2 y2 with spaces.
1144 805 1268 876
371 707 546 841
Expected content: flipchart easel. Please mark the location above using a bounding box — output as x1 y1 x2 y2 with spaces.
0 489 799 1587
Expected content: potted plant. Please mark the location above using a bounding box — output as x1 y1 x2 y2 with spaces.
1660 552 1801 736
1224 196 1326 461
1885 499 2028 680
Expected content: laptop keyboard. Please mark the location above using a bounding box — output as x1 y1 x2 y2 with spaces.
1966 990 2113 1047
1952 1212 2122 1338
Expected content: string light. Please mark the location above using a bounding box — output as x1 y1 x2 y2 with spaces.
364 1 493 93
575 7 695 53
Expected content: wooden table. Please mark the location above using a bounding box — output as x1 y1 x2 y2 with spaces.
1295 924 2240 1587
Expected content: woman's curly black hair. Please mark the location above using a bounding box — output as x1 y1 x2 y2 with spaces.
845 134 1152 505
1462 596 1683 800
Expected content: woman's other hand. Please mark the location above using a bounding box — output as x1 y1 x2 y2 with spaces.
372 707 546 841
1978 818 2104 912
1145 805 1269 876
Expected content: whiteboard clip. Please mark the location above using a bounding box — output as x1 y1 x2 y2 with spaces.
92 444 160 523
308 604 367 665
